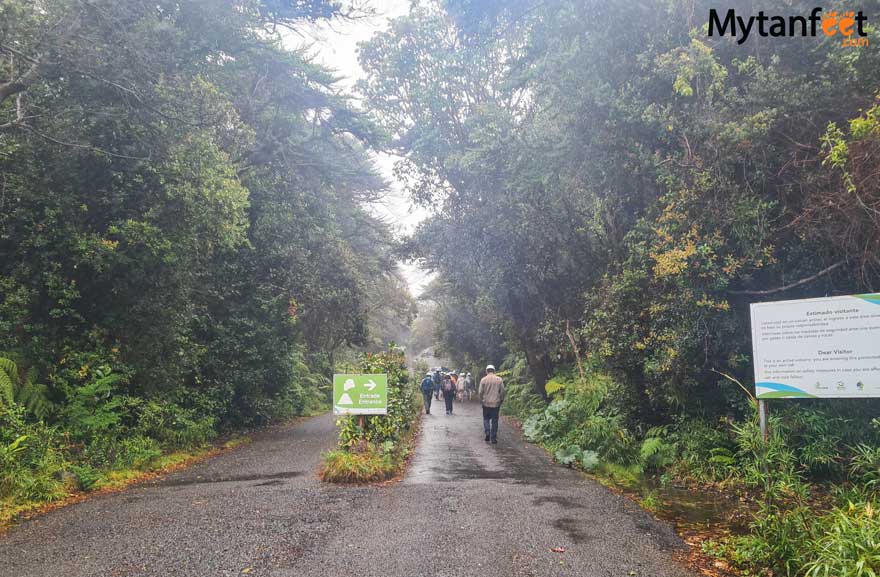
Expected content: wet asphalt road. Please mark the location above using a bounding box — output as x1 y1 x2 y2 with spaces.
0 400 696 577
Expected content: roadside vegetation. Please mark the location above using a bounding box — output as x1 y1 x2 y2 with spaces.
320 348 419 484
365 1 880 575
496 361 880 577
0 0 413 524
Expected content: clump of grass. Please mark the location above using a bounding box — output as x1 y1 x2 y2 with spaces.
320 446 396 484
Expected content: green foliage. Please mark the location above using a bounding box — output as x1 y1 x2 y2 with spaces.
336 348 416 448
519 368 638 468
68 464 102 492
62 366 125 443
324 348 418 484
135 401 216 450
0 355 55 420
320 447 396 484
851 444 880 489
554 444 582 467
0 404 66 502
802 501 880 577
669 419 738 482
639 430 676 472
0 0 410 518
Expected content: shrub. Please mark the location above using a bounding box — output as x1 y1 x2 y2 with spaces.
850 444 880 489
669 418 737 482
640 429 676 472
135 400 216 450
0 404 66 502
324 348 418 484
336 348 415 448
802 501 880 577
320 447 396 483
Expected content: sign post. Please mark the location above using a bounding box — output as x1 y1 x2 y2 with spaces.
750 293 880 440
332 374 388 416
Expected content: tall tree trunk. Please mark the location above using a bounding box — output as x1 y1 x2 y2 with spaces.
524 344 551 401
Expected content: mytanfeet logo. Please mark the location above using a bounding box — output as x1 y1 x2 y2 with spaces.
709 7 870 47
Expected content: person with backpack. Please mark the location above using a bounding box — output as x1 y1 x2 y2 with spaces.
455 370 465 401
420 371 435 415
442 372 457 415
432 368 442 400
478 364 505 443
464 372 475 401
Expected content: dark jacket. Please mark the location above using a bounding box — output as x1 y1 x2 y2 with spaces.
420 376 434 394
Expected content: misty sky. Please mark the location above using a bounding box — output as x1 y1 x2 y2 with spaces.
284 1 433 297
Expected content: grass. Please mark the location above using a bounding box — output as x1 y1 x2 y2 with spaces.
320 415 421 484
320 447 397 483
0 433 251 531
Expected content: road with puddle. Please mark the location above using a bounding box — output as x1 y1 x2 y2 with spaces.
0 401 695 577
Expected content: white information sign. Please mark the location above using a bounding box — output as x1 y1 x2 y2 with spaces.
750 293 880 399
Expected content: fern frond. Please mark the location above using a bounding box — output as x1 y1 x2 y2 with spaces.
0 356 18 405
18 368 55 421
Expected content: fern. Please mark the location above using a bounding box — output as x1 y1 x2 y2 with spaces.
0 356 15 405
640 436 665 461
17 367 55 420
0 354 56 420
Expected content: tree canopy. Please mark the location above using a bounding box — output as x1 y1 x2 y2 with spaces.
361 0 880 419
1 0 404 428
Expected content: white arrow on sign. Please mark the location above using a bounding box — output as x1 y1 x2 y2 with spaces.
364 379 377 391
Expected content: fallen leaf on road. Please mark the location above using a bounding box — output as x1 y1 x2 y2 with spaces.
550 547 565 553
241 568 252 574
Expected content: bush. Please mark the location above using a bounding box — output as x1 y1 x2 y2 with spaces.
336 348 416 448
669 418 737 482
320 446 396 483
0 404 66 502
323 348 418 484
135 400 216 450
802 500 880 577
639 427 676 472
79 434 162 471
522 369 638 466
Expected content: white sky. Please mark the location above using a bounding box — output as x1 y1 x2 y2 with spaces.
284 1 434 297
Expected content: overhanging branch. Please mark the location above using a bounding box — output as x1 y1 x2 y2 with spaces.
729 260 845 296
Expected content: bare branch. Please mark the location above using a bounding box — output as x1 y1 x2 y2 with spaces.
19 124 150 160
729 260 846 296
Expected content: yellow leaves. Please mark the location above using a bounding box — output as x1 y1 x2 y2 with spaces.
722 255 741 276
78 364 89 379
696 297 730 312
652 239 696 278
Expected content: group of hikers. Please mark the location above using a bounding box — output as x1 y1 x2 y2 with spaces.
419 364 505 444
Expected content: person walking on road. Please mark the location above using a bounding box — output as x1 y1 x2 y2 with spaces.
442 372 457 415
432 368 442 400
455 370 465 401
464 372 475 401
478 365 505 444
420 371 435 415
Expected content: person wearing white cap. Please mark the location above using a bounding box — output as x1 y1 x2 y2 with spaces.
478 364 505 443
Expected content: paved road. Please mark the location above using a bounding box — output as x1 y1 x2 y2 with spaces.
0 401 696 577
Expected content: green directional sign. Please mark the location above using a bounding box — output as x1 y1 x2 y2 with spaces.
333 374 388 415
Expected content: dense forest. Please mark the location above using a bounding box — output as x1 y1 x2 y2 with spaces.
0 0 414 510
366 0 880 410
2 0 880 574
358 0 880 574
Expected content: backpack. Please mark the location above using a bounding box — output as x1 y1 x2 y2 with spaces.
443 379 454 392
